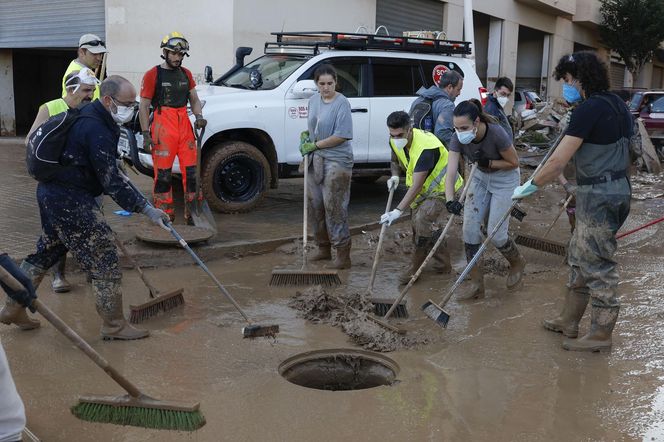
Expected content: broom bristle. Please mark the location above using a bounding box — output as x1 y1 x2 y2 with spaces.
269 271 341 287
421 300 450 328
71 401 205 431
514 234 567 256
129 290 185 324
371 298 409 318
242 324 280 338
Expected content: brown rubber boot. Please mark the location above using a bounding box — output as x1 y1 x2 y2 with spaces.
92 279 149 341
0 261 47 330
330 244 351 270
497 239 526 289
562 305 619 352
398 245 428 284
542 290 589 338
309 244 332 261
456 243 485 301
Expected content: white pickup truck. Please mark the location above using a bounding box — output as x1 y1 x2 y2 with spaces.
119 31 486 213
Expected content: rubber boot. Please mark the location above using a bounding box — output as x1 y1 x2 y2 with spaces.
92 279 149 341
456 243 485 301
331 244 351 270
310 243 332 261
562 305 619 352
542 290 590 338
0 261 46 330
399 245 428 285
430 233 451 274
51 256 71 293
497 239 526 289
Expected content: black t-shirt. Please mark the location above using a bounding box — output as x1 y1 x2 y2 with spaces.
566 93 633 143
413 149 440 175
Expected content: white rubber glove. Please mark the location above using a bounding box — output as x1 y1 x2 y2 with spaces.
141 205 170 231
386 175 399 191
379 208 402 226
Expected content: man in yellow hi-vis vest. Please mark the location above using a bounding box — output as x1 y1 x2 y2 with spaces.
62 34 106 100
379 111 463 284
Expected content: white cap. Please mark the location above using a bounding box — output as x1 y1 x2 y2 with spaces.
79 34 107 54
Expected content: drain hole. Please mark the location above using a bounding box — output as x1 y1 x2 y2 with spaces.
279 349 399 391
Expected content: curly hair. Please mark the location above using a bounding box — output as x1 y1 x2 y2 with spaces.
553 51 609 96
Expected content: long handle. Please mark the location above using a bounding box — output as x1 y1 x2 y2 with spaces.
383 164 477 319
0 267 143 398
166 223 252 324
367 186 396 291
98 52 107 82
194 127 205 199
616 215 664 239
302 154 309 269
434 128 567 310
113 235 159 298
543 194 574 238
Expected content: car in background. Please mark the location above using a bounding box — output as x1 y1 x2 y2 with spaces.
512 88 543 116
630 90 664 146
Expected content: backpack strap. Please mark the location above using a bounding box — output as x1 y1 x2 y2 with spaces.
151 65 163 114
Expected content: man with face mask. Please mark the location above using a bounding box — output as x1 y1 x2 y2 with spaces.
62 34 106 100
380 111 464 284
139 32 206 223
483 77 514 139
0 76 170 340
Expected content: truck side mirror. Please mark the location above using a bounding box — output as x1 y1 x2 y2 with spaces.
289 80 317 99
204 66 213 84
235 47 253 67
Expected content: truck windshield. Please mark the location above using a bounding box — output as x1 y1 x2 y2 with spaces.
221 55 309 90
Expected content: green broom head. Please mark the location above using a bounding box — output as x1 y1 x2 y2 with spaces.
71 395 205 432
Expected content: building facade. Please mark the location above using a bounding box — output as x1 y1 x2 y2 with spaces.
0 0 662 135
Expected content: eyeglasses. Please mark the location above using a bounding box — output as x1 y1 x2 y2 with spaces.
80 39 105 48
111 97 138 108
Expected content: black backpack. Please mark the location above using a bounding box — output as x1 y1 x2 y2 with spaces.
409 96 434 131
26 108 79 182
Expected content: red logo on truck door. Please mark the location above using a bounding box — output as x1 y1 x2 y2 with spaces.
432 64 449 86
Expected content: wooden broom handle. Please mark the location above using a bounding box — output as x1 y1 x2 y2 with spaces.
112 235 159 298
367 186 395 291
0 267 143 398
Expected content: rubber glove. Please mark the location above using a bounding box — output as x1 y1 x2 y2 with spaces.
141 205 170 231
512 179 539 200
445 200 463 215
386 175 399 191
379 209 402 226
194 115 207 129
142 131 153 153
300 141 317 157
300 130 311 143
563 182 577 196
0 254 37 312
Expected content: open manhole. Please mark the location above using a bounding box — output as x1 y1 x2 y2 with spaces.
278 348 399 391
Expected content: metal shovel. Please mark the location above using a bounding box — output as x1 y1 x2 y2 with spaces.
187 127 217 233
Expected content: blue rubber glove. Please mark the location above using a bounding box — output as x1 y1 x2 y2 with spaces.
512 179 539 200
0 254 37 312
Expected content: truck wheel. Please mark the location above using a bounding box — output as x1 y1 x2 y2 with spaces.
202 141 271 213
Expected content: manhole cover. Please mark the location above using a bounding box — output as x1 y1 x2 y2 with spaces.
278 348 399 391
135 225 215 245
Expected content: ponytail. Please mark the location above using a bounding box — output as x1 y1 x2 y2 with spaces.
453 99 497 124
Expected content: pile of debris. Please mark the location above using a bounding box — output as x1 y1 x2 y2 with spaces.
513 98 568 158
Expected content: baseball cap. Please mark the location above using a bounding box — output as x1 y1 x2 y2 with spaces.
79 34 107 54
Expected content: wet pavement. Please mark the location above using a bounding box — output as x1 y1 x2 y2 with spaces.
1 136 664 441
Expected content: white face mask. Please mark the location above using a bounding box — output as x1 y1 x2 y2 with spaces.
497 96 509 108
111 98 135 124
391 137 408 150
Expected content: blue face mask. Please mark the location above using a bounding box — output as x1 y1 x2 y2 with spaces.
456 127 477 145
563 83 582 104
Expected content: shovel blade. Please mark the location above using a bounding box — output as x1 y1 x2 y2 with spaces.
187 199 217 233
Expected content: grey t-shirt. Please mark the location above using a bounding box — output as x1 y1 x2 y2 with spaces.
308 93 354 168
448 123 512 162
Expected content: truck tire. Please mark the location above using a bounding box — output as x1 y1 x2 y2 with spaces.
202 141 271 213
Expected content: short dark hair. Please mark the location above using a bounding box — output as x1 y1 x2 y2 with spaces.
553 51 609 96
439 71 463 89
453 100 493 124
386 111 411 129
495 77 513 92
314 64 337 82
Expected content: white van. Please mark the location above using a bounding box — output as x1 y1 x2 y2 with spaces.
119 31 486 213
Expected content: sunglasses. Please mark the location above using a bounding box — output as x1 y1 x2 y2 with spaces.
80 39 105 48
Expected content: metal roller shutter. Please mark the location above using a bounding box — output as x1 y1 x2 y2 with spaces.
609 62 625 89
375 0 444 36
0 0 104 48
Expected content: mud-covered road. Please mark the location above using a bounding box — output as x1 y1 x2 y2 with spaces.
2 172 664 441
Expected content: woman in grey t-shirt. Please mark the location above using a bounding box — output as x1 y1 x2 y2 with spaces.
300 64 354 269
444 100 525 300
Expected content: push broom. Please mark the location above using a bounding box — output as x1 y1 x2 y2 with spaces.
270 153 341 287
111 235 185 324
422 130 566 328
0 267 204 431
514 194 573 256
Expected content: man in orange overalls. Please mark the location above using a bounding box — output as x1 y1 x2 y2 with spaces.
138 32 206 222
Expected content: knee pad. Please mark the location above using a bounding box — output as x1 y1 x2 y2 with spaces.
155 169 172 193
184 166 197 194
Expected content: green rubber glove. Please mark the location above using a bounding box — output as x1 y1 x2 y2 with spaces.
300 141 317 156
300 130 311 143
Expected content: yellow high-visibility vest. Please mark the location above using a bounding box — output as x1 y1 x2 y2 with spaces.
62 60 100 100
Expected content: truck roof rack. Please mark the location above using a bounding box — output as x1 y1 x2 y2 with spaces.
265 31 472 56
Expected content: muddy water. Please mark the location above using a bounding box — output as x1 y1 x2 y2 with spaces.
2 175 664 441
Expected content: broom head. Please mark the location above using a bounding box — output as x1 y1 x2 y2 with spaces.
366 314 407 334
129 288 185 324
242 324 280 338
514 233 567 256
370 297 409 318
269 269 341 286
421 299 450 328
72 394 205 431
